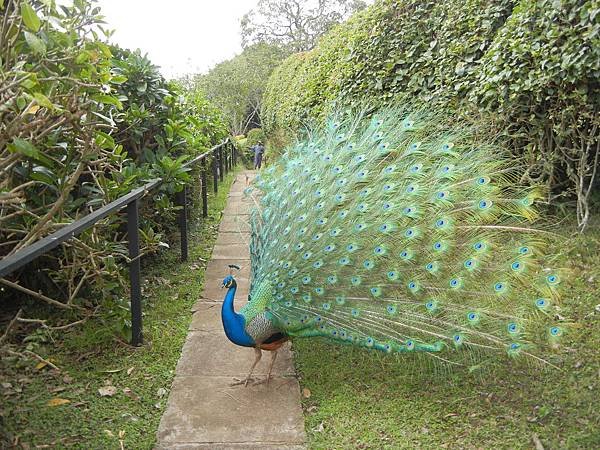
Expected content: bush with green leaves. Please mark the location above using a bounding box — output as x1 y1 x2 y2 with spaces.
0 0 227 337
188 43 287 134
263 0 599 229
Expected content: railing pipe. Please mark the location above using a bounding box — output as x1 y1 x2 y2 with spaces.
219 147 224 181
127 198 143 346
201 159 208 218
176 185 188 262
0 138 235 346
212 153 219 193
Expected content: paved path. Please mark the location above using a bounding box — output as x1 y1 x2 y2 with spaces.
157 171 306 450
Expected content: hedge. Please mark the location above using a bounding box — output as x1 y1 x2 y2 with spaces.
263 0 600 229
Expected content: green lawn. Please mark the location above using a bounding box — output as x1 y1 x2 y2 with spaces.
294 219 600 449
2 177 598 449
0 170 237 449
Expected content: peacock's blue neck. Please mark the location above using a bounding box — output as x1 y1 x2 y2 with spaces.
221 285 255 347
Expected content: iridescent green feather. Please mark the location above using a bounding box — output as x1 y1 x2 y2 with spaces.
244 107 564 365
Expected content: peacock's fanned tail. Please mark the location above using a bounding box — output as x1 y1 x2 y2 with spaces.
245 107 564 366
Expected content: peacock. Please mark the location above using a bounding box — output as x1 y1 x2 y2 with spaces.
220 107 564 386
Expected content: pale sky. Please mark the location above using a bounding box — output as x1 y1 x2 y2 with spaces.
95 0 260 79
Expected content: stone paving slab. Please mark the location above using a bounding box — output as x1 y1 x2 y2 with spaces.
214 232 251 245
157 376 304 446
157 170 305 450
205 259 251 281
176 332 295 377
211 244 250 260
157 443 305 450
189 303 222 331
219 217 251 233
223 203 252 216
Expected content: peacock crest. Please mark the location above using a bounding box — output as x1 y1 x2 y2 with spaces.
242 107 564 368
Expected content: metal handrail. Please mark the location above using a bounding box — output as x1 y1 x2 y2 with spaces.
0 138 238 345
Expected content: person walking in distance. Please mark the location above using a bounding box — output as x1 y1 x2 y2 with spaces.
253 141 265 170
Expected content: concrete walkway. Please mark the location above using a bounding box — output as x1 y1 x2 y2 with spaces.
157 171 306 450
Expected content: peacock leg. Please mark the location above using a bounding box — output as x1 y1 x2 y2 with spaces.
230 347 262 386
244 347 262 386
250 349 278 386
266 350 278 385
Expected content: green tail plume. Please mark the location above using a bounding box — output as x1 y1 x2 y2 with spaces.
244 107 564 367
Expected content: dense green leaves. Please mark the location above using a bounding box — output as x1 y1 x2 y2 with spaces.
263 0 599 228
0 1 227 322
21 2 41 32
23 30 46 54
187 43 287 134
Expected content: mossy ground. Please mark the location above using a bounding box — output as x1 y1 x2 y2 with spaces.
294 219 600 449
0 170 237 449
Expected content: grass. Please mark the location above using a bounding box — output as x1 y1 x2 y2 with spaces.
293 219 600 449
0 169 238 449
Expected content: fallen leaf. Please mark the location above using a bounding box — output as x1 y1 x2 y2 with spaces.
47 398 70 407
62 375 73 384
49 386 66 393
98 386 117 397
35 361 48 370
123 388 139 401
532 433 545 450
26 104 40 115
126 367 135 376
156 387 167 398
104 430 114 437
1 382 12 389
154 402 161 409
302 388 311 399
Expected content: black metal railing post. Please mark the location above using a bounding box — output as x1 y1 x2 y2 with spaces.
176 186 188 261
201 158 208 218
212 152 218 193
225 142 233 172
127 199 143 346
219 147 224 181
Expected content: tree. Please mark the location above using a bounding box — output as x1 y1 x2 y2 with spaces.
241 0 367 52
190 43 287 134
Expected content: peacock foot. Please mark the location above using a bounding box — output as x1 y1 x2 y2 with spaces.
250 375 272 386
229 376 256 387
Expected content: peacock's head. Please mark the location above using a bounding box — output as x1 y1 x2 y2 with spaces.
221 275 237 289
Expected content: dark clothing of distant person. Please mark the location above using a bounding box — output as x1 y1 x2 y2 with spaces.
253 144 265 169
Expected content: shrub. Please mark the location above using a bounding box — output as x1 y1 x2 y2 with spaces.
263 0 600 229
0 0 227 333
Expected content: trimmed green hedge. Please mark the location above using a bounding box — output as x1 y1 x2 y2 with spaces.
263 0 599 226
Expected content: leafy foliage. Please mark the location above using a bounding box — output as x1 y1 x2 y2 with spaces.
187 43 287 135
263 0 600 229
0 0 227 332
